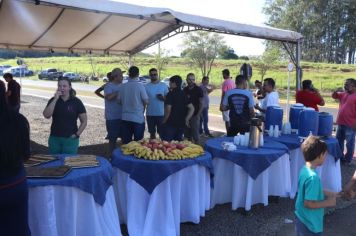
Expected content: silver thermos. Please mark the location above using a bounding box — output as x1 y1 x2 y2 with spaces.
249 118 263 149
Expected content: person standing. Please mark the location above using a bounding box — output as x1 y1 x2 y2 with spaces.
332 78 356 164
104 68 124 154
0 82 31 236
95 72 113 99
145 68 169 139
119 66 149 144
295 136 337 235
183 73 204 143
254 78 279 114
220 69 235 134
296 80 325 111
3 73 21 113
43 77 87 154
162 75 194 141
199 76 214 137
221 75 255 136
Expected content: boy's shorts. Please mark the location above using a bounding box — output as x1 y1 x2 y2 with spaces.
106 119 122 141
295 215 322 236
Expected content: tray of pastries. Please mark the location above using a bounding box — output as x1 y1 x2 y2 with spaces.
64 155 99 168
26 165 72 178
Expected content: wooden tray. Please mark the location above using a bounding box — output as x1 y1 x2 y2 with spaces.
26 165 72 178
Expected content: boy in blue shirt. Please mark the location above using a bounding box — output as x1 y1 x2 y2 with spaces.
295 136 337 235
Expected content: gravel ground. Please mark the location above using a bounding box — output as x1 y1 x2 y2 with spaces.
22 95 356 236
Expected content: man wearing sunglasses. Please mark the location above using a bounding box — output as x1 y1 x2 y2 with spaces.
145 68 169 139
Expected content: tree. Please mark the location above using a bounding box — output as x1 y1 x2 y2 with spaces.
218 46 238 59
182 31 226 77
153 44 170 79
263 0 356 64
257 47 280 80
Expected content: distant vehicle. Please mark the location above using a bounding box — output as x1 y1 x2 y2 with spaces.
0 65 12 76
139 75 150 84
3 66 34 77
38 68 63 80
62 72 81 81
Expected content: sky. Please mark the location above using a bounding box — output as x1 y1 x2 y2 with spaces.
115 0 267 56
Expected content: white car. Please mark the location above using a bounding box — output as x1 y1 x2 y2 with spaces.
63 72 81 81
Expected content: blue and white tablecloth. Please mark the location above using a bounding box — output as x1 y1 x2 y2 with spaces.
205 137 289 179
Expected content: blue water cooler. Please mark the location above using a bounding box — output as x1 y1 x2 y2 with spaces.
289 103 304 132
265 106 283 131
318 112 333 137
298 108 319 137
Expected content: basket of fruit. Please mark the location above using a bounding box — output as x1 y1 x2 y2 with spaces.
121 139 204 160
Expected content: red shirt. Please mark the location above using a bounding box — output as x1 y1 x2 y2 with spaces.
333 92 356 127
295 90 323 111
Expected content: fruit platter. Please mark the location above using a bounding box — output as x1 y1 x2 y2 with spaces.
121 139 204 160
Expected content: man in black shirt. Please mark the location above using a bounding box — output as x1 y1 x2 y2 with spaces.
183 73 204 143
162 75 194 141
3 73 21 113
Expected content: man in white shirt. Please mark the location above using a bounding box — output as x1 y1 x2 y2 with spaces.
255 77 279 114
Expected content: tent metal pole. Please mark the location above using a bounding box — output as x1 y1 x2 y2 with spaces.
128 54 132 67
296 40 302 90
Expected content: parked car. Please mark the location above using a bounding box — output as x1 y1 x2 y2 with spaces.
63 72 81 81
38 68 63 80
3 66 34 77
0 65 12 76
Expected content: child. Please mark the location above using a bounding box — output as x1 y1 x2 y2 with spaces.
295 136 337 235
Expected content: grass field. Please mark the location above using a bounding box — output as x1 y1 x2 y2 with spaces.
1 55 355 104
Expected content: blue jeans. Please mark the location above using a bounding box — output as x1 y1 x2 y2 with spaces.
146 116 163 138
295 215 322 236
121 120 145 144
336 125 355 162
200 107 210 135
161 124 184 141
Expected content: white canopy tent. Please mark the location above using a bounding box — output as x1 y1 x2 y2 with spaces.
0 0 303 87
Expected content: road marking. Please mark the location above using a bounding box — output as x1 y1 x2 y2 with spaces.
23 92 105 109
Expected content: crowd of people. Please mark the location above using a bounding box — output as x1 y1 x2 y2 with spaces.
0 65 355 235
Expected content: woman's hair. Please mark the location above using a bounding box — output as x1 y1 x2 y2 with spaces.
58 76 76 97
0 87 30 174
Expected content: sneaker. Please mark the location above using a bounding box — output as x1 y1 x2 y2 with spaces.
206 133 214 138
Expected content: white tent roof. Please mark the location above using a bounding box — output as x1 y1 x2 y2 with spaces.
0 0 303 55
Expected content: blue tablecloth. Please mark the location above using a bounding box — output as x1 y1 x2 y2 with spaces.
265 134 342 162
27 156 113 206
205 137 289 180
111 148 213 194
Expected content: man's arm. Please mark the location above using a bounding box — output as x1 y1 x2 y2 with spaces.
185 103 194 127
304 197 336 209
94 85 105 99
162 104 171 124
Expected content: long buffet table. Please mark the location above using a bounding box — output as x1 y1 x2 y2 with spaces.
27 156 121 236
205 137 291 211
265 134 342 198
111 149 213 236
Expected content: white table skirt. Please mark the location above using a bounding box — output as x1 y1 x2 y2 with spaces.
113 165 211 236
290 148 341 198
28 185 121 236
210 153 291 211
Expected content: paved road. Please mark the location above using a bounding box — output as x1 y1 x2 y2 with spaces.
20 78 340 133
